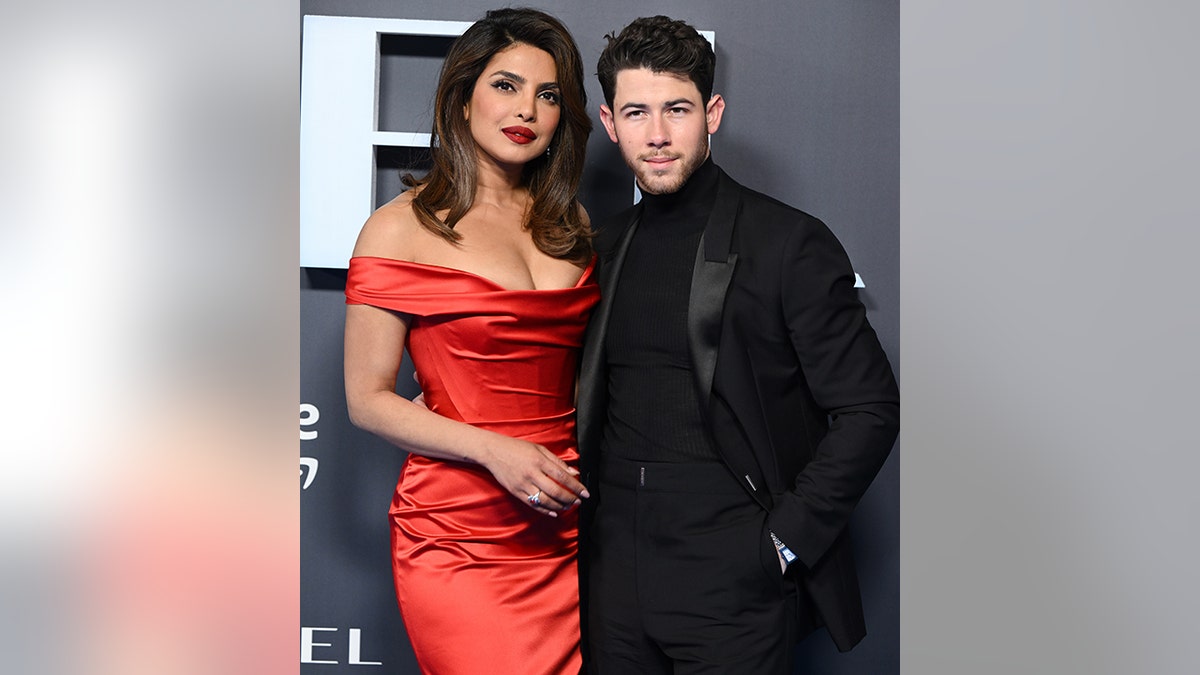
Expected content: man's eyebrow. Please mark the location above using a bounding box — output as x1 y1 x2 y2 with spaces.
619 99 695 112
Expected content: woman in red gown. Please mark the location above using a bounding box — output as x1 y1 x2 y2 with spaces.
343 9 596 674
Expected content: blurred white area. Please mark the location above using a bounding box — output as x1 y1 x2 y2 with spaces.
1 31 144 531
0 1 298 673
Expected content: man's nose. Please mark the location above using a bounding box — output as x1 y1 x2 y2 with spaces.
647 115 669 147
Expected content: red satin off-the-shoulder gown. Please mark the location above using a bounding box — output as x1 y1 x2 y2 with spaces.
345 255 599 675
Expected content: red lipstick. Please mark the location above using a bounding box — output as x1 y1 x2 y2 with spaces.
502 126 537 144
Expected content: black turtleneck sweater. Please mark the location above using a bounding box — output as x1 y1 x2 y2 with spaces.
601 157 721 463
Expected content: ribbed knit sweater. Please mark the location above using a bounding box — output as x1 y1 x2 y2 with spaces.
601 157 722 463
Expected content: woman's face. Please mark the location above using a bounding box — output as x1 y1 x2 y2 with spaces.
464 42 562 171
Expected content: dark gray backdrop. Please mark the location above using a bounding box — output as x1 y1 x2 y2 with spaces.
301 1 898 672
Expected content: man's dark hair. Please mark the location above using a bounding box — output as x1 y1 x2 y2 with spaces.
596 16 715 108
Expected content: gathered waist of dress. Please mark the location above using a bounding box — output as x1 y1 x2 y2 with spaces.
404 409 580 473
422 386 576 421
417 408 580 460
452 408 577 436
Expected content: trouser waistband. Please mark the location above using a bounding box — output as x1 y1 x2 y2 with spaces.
598 454 745 494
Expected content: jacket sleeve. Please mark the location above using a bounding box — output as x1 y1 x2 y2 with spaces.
765 216 899 569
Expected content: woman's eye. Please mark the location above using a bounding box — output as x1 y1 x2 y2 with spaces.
491 80 514 92
539 91 560 104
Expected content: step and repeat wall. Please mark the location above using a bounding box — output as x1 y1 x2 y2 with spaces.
300 1 899 672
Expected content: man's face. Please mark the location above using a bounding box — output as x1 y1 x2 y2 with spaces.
600 67 725 195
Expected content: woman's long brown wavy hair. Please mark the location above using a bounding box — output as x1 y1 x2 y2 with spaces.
403 7 593 263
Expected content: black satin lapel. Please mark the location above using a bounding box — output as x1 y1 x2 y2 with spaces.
577 210 642 443
688 243 737 406
688 173 740 405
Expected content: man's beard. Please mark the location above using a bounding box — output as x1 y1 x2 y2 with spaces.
633 146 708 195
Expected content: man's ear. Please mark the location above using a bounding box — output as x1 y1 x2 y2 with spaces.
705 94 726 135
599 104 620 143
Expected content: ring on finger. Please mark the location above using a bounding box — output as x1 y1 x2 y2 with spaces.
527 490 543 506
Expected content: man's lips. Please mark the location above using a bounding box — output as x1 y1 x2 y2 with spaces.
502 126 537 144
642 154 680 168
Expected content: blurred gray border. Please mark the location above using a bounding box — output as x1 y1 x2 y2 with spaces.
902 2 1200 672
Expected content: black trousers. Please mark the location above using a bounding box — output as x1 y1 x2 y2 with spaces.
586 455 799 674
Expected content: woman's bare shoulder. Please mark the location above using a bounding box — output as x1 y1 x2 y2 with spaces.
352 190 425 259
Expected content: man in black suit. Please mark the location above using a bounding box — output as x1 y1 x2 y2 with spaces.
576 15 900 674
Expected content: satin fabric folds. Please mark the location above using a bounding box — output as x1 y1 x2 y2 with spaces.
345 256 599 675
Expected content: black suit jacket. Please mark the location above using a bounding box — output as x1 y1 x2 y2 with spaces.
576 167 900 651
